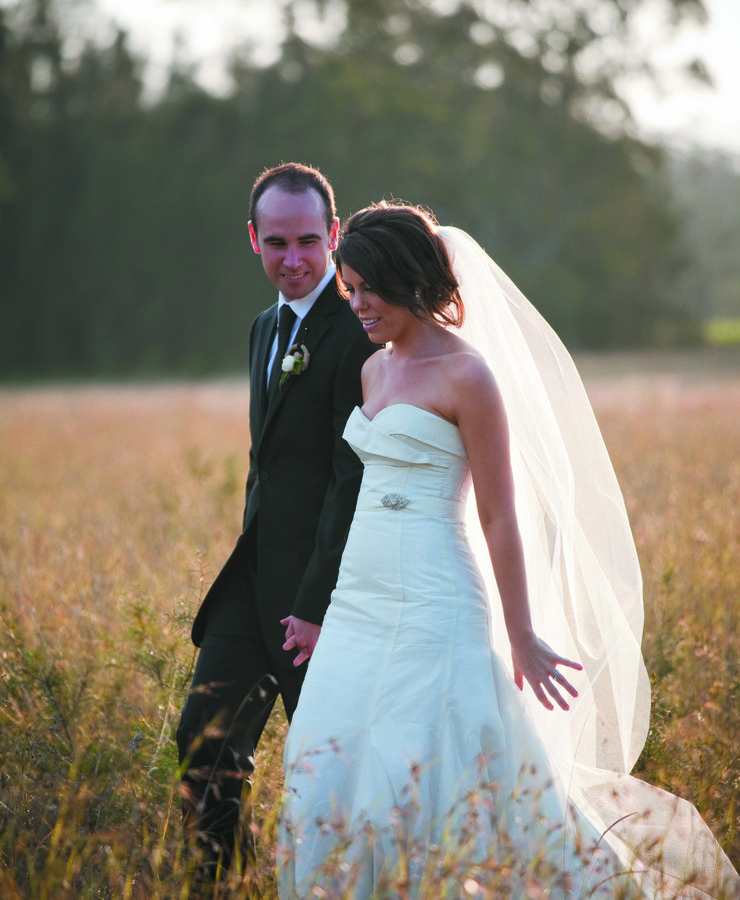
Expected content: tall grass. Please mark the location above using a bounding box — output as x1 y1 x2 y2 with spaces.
0 362 738 897
587 373 740 861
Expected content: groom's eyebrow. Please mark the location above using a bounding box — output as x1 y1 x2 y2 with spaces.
263 231 323 243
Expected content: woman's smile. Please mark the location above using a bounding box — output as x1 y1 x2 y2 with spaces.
340 264 413 343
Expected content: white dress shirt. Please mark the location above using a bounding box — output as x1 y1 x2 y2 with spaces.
266 263 336 382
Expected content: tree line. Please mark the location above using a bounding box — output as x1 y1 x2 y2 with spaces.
0 0 726 379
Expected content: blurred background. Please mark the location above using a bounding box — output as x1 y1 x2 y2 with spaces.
1 0 738 380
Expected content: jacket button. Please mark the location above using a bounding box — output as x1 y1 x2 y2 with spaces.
260 470 269 481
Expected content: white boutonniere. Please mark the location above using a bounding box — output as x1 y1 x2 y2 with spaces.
279 343 310 388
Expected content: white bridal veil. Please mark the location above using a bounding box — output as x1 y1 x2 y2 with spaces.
439 226 739 898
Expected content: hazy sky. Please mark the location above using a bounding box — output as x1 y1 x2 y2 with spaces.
73 0 740 157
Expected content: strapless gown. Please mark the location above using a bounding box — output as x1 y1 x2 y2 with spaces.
277 405 735 899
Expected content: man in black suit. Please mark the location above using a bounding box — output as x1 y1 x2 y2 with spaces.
176 163 375 879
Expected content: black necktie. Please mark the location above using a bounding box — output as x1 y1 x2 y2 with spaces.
268 304 297 399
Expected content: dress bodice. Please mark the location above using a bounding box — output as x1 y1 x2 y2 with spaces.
344 404 471 519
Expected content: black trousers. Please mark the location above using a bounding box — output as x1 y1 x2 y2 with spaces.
175 532 307 872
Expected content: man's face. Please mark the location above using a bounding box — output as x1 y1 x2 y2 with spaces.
249 186 339 301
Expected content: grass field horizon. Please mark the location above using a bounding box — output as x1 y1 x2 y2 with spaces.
1 348 738 897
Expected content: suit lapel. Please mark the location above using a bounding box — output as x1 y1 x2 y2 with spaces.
252 306 278 433
259 281 338 438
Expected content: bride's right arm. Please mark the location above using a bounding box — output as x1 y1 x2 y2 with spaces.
359 348 384 407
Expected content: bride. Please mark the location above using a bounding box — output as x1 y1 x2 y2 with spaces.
277 202 739 899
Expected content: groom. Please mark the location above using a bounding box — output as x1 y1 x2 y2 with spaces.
176 162 375 879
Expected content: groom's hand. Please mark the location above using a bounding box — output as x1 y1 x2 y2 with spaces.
280 615 321 666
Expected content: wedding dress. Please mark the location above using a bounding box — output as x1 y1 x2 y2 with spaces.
278 230 739 899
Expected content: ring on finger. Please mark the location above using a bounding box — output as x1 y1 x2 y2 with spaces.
551 670 561 683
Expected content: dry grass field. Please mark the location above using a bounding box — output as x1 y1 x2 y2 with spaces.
1 349 738 898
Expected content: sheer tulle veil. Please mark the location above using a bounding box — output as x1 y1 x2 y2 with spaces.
438 226 739 897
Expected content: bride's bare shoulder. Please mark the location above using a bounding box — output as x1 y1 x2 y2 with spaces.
437 345 504 424
362 346 390 375
442 339 496 389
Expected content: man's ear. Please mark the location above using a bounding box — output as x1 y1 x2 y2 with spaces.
248 221 260 254
328 218 339 252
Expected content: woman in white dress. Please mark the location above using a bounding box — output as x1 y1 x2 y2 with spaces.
278 203 739 899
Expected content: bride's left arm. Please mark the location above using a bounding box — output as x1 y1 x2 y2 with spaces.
455 357 582 711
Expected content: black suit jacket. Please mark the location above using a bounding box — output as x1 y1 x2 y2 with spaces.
191 277 375 650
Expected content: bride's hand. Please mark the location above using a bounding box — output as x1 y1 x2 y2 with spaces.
510 632 583 711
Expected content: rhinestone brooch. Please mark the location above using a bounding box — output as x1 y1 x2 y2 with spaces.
381 492 409 510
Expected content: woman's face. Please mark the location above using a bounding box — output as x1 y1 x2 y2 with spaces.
339 264 415 344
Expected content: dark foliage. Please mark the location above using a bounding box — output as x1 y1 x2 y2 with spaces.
0 0 707 378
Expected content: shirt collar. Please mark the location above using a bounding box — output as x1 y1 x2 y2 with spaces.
277 262 336 321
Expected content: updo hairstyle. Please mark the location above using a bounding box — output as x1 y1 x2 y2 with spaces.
336 202 464 327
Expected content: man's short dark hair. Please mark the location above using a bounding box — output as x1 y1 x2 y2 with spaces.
249 163 337 236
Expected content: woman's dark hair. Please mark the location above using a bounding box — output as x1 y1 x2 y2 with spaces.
336 201 464 327
250 162 336 236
